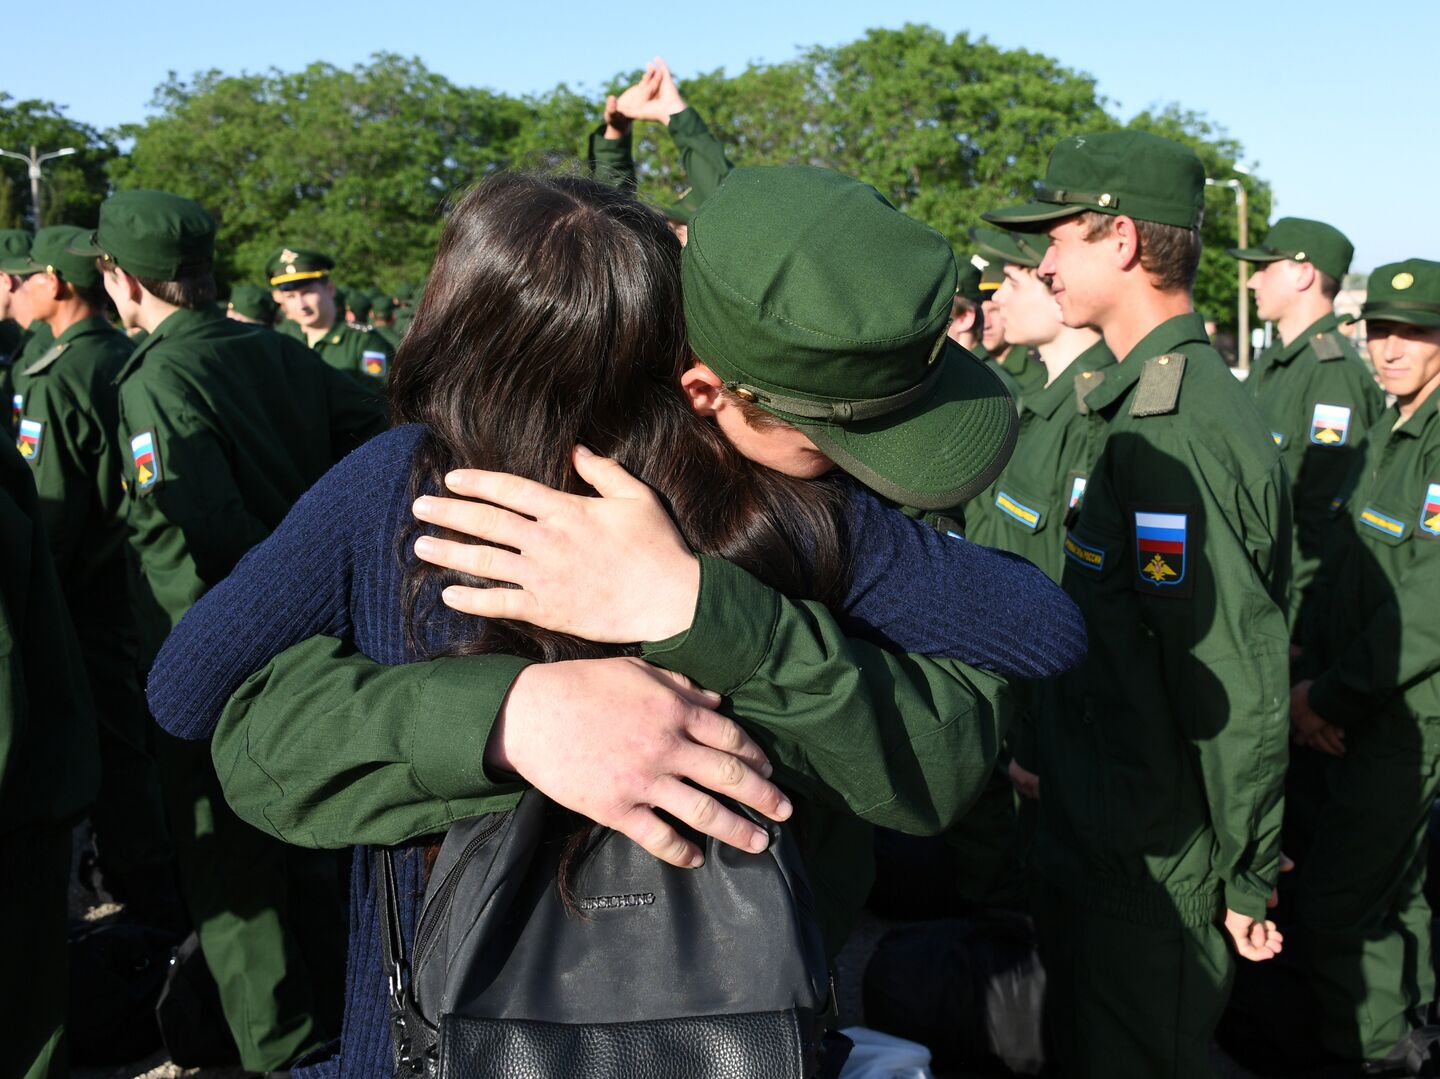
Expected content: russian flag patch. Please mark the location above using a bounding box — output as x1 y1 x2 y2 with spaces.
1310 403 1351 446
1134 509 1190 595
1421 483 1440 538
131 430 160 493
361 350 387 378
16 418 42 463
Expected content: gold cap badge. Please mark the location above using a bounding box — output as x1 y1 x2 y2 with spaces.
1393 272 1415 290
280 248 299 263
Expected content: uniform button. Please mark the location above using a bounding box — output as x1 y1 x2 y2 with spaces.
1158 357 1170 366
735 387 757 402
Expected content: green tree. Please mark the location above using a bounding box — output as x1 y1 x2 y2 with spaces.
0 94 117 230
111 55 530 290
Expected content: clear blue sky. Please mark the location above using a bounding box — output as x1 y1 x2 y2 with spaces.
8 0 1437 271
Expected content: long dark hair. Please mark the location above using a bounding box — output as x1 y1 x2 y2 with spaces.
393 172 849 663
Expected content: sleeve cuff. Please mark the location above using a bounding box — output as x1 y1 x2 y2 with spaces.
410 654 533 801
640 554 778 696
1308 672 1373 728
1224 881 1270 923
665 107 706 137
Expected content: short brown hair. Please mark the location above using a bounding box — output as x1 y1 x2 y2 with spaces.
950 295 984 336
1079 211 1201 293
719 385 796 431
1316 269 1340 300
133 264 217 309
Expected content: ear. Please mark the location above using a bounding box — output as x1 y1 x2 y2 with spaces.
1292 261 1319 293
118 268 145 306
679 361 724 417
39 271 64 302
952 306 977 334
1110 215 1144 271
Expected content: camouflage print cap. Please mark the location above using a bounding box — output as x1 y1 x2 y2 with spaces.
68 190 215 279
1228 217 1354 281
969 226 1051 270
983 131 1205 230
683 165 1017 510
1358 260 1440 328
268 247 334 289
8 225 102 287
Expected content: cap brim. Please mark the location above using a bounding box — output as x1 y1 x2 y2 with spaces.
1226 246 1284 263
65 233 106 258
796 341 1019 511
1357 304 1440 328
981 202 1086 228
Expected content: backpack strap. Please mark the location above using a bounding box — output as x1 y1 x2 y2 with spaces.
376 847 410 1008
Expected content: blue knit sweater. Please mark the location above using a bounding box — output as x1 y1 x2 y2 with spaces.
149 424 1084 1076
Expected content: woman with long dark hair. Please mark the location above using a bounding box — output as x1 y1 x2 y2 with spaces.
151 168 1083 1075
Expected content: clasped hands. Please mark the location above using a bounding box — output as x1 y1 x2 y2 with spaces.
603 56 687 138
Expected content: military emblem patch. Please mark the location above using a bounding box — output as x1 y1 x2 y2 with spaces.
1133 510 1189 594
11 393 21 428
1067 475 1088 510
1310 404 1351 446
361 350 388 378
1271 431 1284 446
16 418 42 462
1421 483 1440 537
131 430 160 493
1359 506 1406 539
995 491 1042 531
1063 533 1104 572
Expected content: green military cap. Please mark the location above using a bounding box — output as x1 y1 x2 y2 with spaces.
268 247 334 289
683 165 1017 510
1227 217 1354 281
227 284 277 322
983 131 1205 230
1357 260 1440 328
0 229 32 272
392 281 416 303
370 289 395 316
68 190 215 278
968 253 1004 293
346 291 372 321
955 259 985 305
969 226 1051 270
6 225 102 287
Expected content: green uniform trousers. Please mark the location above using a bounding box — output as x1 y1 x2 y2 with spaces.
1034 880 1233 1078
1292 714 1440 1061
0 824 71 1079
157 733 348 1071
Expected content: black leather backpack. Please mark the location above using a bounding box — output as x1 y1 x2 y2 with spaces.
378 789 838 1078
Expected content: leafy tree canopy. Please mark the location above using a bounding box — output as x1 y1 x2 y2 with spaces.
0 93 118 230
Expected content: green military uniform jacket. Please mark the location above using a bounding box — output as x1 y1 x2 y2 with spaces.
115 307 387 661
1246 313 1384 627
0 437 97 836
588 106 734 204
306 321 392 386
1302 396 1440 726
0 320 19 425
8 322 55 433
211 554 1014 954
966 341 1116 581
995 344 1046 398
1038 313 1291 926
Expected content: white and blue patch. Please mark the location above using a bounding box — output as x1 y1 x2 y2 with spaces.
1310 403 1352 446
1068 475 1088 510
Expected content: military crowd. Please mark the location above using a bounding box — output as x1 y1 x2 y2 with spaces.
1 55 1439 1079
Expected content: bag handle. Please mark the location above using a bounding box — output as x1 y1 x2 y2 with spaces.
376 847 410 1010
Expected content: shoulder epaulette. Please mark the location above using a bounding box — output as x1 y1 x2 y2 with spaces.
1074 367 1106 416
22 343 67 378
1130 352 1186 418
1310 331 1345 361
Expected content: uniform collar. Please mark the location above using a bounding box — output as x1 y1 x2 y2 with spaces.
1022 340 1116 420
1268 311 1341 369
54 314 118 348
1392 392 1440 440
116 305 221 381
1082 313 1208 414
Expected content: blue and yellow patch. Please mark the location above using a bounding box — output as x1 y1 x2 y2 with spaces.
995 491 1042 531
131 430 160 493
361 350 387 378
1421 483 1440 537
1064 533 1104 572
1359 506 1406 539
16 418 42 463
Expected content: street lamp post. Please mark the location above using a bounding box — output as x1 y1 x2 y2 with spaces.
1207 172 1250 371
0 145 78 229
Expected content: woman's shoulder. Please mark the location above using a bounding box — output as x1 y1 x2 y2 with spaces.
297 424 427 514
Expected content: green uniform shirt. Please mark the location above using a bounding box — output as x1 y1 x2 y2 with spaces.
0 438 97 836
1304 396 1440 727
1246 313 1384 626
9 322 55 432
306 321 392 387
965 340 1116 581
1037 313 1291 926
115 306 387 661
212 554 1014 955
995 344 1047 398
587 107 734 204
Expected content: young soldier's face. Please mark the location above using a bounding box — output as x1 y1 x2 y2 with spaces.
0 275 14 321
980 298 1007 351
1247 259 1301 322
1366 320 1440 403
1040 216 1112 329
281 280 336 330
995 265 1062 347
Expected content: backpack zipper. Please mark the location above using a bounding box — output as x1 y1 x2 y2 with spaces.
410 813 509 968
